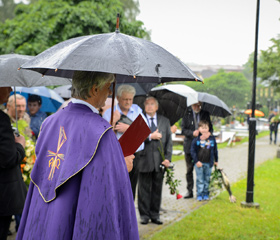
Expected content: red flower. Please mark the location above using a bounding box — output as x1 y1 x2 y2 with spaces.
176 193 183 200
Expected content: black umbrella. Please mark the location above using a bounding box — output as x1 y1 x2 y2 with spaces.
19 33 201 84
20 18 202 124
195 92 232 118
0 54 71 87
134 84 198 126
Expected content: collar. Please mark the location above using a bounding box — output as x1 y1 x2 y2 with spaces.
71 98 99 114
116 104 133 115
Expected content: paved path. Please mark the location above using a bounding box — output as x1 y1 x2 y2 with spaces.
8 136 277 240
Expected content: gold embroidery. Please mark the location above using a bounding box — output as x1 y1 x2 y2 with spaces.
47 126 67 180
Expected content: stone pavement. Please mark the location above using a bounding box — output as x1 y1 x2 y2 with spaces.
8 135 277 240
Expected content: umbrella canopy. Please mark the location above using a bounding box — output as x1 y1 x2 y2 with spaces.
244 109 264 117
115 82 158 96
0 54 72 87
13 86 64 112
20 32 202 84
192 92 232 118
134 84 198 126
53 84 72 99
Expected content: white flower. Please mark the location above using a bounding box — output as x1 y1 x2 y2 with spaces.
25 140 31 148
26 150 31 157
22 174 27 182
23 164 31 172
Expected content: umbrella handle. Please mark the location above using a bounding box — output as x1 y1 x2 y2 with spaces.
110 80 116 125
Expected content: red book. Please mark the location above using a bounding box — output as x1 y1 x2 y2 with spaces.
119 114 151 157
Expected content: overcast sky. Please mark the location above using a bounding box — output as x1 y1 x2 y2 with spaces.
137 0 280 66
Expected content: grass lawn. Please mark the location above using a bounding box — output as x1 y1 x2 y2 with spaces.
150 157 280 240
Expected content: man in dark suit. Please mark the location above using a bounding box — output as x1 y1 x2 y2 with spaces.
138 97 172 225
181 102 213 199
0 87 26 240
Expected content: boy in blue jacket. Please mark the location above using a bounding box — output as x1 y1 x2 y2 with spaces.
190 120 218 201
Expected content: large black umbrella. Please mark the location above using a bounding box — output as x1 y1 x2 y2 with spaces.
19 32 202 83
0 54 71 87
195 92 232 118
134 84 198 126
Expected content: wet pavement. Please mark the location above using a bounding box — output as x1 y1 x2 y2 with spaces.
8 135 277 240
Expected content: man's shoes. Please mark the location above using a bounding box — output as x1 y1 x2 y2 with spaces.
140 218 149 225
197 196 202 201
151 218 163 225
184 192 193 199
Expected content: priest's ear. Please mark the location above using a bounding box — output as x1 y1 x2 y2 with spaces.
90 85 98 96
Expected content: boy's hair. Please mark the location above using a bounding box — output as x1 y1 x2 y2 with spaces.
198 120 209 128
28 94 42 105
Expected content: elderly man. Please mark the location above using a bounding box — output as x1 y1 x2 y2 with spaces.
103 84 143 200
17 72 139 240
0 87 26 240
181 102 213 199
5 94 32 138
138 97 172 225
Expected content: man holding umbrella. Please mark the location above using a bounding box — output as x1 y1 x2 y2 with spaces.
103 84 143 200
181 102 213 199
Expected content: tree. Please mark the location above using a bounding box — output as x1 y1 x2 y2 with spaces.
120 0 139 21
0 0 150 56
0 0 17 22
258 37 280 91
186 69 251 109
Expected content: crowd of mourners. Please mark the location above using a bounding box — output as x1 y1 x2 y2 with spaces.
0 72 219 240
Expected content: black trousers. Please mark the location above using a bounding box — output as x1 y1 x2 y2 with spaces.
138 171 164 221
129 151 142 200
0 216 12 240
185 153 194 194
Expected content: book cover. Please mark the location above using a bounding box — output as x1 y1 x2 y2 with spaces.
119 114 151 157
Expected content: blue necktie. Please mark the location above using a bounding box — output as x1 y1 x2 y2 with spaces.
150 117 157 133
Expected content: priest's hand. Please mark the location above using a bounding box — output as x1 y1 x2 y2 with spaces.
125 154 135 172
161 159 170 168
114 122 130 133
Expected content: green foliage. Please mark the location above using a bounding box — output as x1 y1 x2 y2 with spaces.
0 0 17 22
187 70 251 109
258 37 280 91
0 0 150 55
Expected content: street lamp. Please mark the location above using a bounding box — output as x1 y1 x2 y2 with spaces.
241 0 260 209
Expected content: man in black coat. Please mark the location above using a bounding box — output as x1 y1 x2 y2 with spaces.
181 102 213 199
138 97 172 225
0 87 26 240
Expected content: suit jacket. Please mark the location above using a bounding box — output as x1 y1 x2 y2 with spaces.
138 114 172 173
0 110 27 216
181 107 213 154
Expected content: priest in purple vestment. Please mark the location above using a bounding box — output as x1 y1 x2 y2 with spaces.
16 71 139 240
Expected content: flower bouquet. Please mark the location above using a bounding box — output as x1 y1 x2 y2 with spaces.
158 141 182 200
21 139 36 188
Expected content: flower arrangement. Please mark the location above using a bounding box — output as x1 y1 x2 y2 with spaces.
21 139 36 187
12 119 36 188
158 141 182 200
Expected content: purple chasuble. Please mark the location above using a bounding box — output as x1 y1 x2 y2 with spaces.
16 102 139 240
